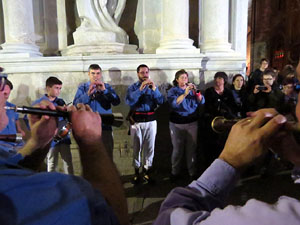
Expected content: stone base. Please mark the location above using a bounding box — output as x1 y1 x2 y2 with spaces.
73 28 128 45
61 43 138 56
156 38 200 54
200 41 233 53
0 43 42 58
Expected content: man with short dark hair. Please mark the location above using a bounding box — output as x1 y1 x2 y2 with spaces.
31 76 73 174
126 64 164 184
73 64 120 159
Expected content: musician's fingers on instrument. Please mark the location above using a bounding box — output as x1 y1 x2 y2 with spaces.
85 104 93 112
259 114 287 138
76 103 86 111
249 109 279 129
67 105 77 112
236 117 252 126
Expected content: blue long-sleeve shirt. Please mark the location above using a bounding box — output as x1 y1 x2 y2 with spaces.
73 81 120 130
154 159 300 225
125 81 164 111
167 86 205 116
0 152 119 225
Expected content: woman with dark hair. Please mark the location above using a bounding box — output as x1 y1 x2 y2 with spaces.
204 72 237 119
167 69 205 182
202 72 237 167
231 74 248 118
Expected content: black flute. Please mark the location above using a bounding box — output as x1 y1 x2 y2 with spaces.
5 106 123 127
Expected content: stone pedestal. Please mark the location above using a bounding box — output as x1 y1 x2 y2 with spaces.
0 0 42 57
156 0 199 54
61 43 138 56
200 0 232 53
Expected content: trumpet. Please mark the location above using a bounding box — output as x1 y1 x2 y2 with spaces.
211 116 300 134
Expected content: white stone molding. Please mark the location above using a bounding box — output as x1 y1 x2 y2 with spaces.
200 0 232 53
0 0 42 57
156 0 199 54
64 0 137 55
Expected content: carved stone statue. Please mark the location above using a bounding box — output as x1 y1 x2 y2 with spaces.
75 0 128 44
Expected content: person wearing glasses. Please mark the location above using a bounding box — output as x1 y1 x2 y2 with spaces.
248 69 285 113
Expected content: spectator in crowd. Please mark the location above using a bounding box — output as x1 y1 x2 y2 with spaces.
31 76 73 174
277 64 295 89
248 69 285 113
167 69 205 182
282 77 298 120
202 72 237 167
73 64 120 159
247 58 269 92
0 79 25 155
230 74 248 118
126 64 164 184
0 100 130 225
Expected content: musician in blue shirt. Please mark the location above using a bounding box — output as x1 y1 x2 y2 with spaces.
31 76 73 174
126 64 164 184
0 80 25 155
73 64 120 159
167 69 205 182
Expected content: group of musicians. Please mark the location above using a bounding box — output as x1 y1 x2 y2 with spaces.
1 63 297 185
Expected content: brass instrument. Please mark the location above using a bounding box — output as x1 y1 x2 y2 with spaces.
211 116 300 134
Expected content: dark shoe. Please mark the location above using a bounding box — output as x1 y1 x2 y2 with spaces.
131 175 140 185
143 173 155 184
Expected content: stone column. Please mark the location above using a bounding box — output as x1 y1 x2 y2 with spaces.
0 0 42 57
200 0 232 53
57 0 68 51
156 0 199 54
134 0 162 53
230 0 248 58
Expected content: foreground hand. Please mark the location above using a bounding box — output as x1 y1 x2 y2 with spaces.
219 109 286 170
20 101 58 156
68 103 102 150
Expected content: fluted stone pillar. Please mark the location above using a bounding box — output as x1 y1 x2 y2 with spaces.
156 0 199 54
0 0 42 57
200 0 232 53
57 0 68 51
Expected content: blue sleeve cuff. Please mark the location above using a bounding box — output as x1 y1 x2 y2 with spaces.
200 95 205 104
